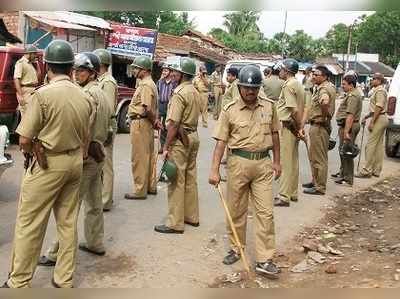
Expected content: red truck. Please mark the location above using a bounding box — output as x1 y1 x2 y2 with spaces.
0 46 134 134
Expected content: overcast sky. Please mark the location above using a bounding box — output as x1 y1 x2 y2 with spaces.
186 11 374 38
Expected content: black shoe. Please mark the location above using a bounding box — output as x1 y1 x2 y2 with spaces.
372 173 380 178
331 172 341 178
124 193 147 200
148 190 157 195
1 281 10 288
184 221 200 227
255 260 280 278
274 197 290 207
290 197 298 202
302 182 314 188
303 187 325 195
103 207 111 212
154 225 184 234
38 256 56 267
51 278 61 288
78 243 106 256
334 178 353 186
223 250 241 265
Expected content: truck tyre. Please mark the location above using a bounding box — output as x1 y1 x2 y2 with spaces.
385 129 397 157
118 103 130 134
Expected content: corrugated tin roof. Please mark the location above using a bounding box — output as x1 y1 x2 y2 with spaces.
23 11 111 30
28 15 96 31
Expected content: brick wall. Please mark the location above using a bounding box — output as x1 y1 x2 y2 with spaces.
0 11 20 37
157 33 191 52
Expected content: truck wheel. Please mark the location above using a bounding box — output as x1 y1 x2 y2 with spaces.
385 130 397 157
118 104 130 134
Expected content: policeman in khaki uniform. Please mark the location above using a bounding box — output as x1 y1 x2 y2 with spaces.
333 73 362 186
193 65 210 128
13 45 41 116
210 64 224 120
222 67 239 108
356 73 389 178
302 65 336 195
274 59 305 207
209 65 282 277
155 57 201 234
263 66 284 101
38 52 112 267
3 40 92 288
93 49 118 211
125 56 160 200
302 66 314 124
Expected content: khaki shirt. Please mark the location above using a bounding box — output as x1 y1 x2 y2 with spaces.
310 80 337 121
16 75 92 153
13 56 39 87
369 85 387 113
128 75 158 117
97 72 118 114
83 81 112 144
166 81 200 131
276 77 305 121
193 75 209 93
336 88 362 121
213 94 280 152
222 79 240 107
303 75 313 110
263 75 284 101
210 71 223 89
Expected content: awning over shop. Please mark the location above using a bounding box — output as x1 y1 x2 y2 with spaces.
28 15 96 31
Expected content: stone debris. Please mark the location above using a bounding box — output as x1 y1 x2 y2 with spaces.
327 245 344 256
221 272 244 283
302 239 319 252
317 244 330 254
291 259 311 273
390 243 400 250
325 264 337 274
308 251 326 264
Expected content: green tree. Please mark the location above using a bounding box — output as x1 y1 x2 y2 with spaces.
356 11 400 67
77 11 195 36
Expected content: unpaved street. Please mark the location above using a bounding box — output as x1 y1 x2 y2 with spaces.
1 104 399 287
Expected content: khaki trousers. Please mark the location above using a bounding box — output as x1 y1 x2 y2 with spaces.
102 134 115 210
45 157 105 261
130 119 156 196
8 151 83 288
309 125 329 193
199 92 208 126
213 87 223 119
361 115 389 176
166 133 200 231
338 123 360 184
226 154 275 262
19 87 35 117
278 127 299 201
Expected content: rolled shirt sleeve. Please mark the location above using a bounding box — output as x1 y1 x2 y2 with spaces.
166 94 185 124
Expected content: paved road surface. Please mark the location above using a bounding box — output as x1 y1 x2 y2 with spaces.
0 101 399 287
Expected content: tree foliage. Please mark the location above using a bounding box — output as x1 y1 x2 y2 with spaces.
78 11 195 36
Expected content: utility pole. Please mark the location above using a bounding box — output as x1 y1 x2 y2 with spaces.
345 24 353 72
281 10 288 58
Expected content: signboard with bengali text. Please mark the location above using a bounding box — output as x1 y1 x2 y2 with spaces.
107 24 158 59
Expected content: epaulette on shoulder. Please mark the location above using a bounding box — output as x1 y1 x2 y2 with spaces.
31 84 46 94
263 96 275 104
173 84 185 94
223 99 237 111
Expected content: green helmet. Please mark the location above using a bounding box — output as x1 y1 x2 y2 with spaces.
25 44 37 53
160 159 177 182
44 40 75 64
93 48 112 65
237 65 263 87
340 142 360 159
275 58 299 74
131 55 152 71
169 57 196 76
